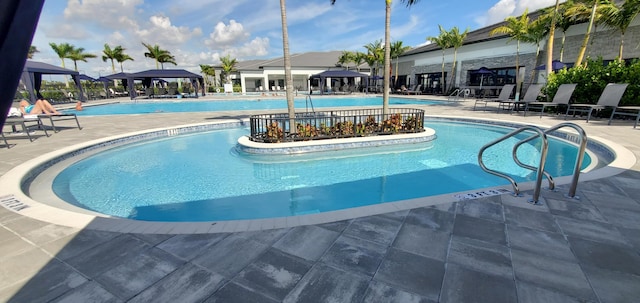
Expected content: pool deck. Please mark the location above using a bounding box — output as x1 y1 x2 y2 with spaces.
1 95 640 302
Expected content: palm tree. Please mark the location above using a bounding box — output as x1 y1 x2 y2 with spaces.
279 0 295 134
524 15 551 84
364 40 384 77
67 47 96 71
555 1 575 62
390 41 411 87
566 0 611 66
28 46 38 59
142 42 174 69
447 27 469 92
220 55 238 84
102 44 122 73
427 25 450 95
600 0 640 62
332 0 422 114
338 51 355 69
50 42 74 87
199 64 216 90
114 52 134 72
157 53 177 69
490 9 530 101
352 51 366 72
545 0 562 75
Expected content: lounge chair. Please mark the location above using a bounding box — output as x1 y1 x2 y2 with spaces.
3 115 49 141
609 104 640 128
498 84 543 112
405 84 422 95
523 83 577 117
565 83 629 123
38 113 82 133
473 84 515 111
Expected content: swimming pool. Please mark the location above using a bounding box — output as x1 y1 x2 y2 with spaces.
71 96 441 116
49 121 592 222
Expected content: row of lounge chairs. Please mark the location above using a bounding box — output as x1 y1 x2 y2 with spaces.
1 112 81 148
473 83 640 127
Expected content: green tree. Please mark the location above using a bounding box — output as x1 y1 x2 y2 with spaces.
364 40 384 77
601 0 640 62
352 51 366 72
545 0 562 75
199 64 216 90
447 26 469 92
427 25 451 94
523 15 551 84
490 9 531 100
102 44 123 73
142 42 174 69
28 46 38 59
390 41 411 87
555 1 575 62
566 0 611 66
114 52 134 72
68 46 96 71
332 0 422 114
50 42 74 87
338 51 355 69
220 55 238 84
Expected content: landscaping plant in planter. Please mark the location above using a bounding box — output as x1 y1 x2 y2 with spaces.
266 121 284 143
381 114 402 133
296 123 318 140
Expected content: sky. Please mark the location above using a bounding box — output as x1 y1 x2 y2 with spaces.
31 0 563 77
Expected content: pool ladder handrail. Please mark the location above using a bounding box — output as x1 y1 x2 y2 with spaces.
305 95 315 113
478 126 548 204
478 122 587 204
512 122 587 199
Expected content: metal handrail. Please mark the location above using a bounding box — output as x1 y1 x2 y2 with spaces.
478 126 548 204
305 95 315 113
513 122 587 198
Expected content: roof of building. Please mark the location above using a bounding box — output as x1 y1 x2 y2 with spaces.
220 51 369 71
403 8 545 56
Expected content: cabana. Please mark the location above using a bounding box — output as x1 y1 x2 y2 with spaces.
21 60 86 102
125 69 206 99
309 70 369 95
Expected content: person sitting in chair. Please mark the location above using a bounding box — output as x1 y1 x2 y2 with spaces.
19 99 61 115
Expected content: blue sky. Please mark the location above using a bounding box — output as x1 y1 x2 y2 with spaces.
31 0 561 77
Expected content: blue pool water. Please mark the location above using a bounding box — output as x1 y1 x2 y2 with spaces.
70 97 441 116
51 121 591 222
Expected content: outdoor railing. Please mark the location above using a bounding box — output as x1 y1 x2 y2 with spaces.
249 108 425 143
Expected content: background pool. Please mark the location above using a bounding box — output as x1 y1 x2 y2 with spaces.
51 121 591 222
70 97 441 116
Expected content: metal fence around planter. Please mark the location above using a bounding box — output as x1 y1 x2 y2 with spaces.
249 108 425 143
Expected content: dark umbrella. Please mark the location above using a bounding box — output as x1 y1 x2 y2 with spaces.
78 74 97 81
535 60 566 71
472 67 494 92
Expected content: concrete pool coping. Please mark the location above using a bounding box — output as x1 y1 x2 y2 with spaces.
0 116 635 234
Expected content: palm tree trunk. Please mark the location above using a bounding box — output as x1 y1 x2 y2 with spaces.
450 50 457 92
382 0 391 115
545 0 560 75
560 32 566 62
515 41 521 101
440 49 445 95
280 0 296 133
575 2 597 66
618 32 625 62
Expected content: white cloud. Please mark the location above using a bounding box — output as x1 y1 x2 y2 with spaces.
205 20 250 48
64 0 143 30
135 14 202 46
478 0 566 26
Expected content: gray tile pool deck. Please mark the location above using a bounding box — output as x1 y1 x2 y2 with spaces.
1 95 640 302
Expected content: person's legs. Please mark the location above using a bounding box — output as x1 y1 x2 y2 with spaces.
37 99 60 114
27 100 46 114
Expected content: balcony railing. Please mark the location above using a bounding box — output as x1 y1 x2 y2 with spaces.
249 108 425 143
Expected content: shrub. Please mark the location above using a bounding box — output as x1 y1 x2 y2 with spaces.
545 57 640 106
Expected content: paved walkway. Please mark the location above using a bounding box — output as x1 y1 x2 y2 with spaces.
1 96 639 302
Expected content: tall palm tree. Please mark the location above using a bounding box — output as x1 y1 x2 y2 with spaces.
524 15 551 84
332 0 422 114
338 51 355 69
50 42 74 87
157 53 177 69
555 1 575 62
67 47 96 71
352 51 366 72
114 52 134 72
28 46 38 59
220 55 238 84
102 44 122 73
490 9 530 101
447 26 468 92
199 64 216 89
279 0 295 134
390 41 411 87
545 0 562 75
142 42 173 69
364 40 384 77
427 25 450 95
601 0 640 62
566 0 611 66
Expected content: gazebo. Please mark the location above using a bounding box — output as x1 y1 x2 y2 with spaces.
20 60 86 102
119 69 206 99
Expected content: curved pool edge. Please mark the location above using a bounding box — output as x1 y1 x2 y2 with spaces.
0 116 635 234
